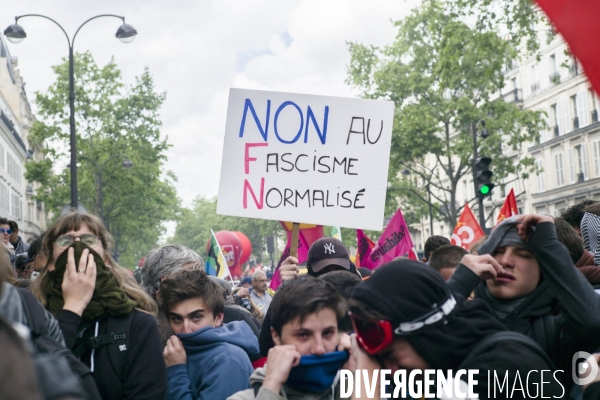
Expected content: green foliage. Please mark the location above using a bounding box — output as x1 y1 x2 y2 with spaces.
447 0 547 55
25 52 179 268
171 197 282 264
346 0 546 228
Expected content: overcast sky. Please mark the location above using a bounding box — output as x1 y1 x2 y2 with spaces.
3 0 419 208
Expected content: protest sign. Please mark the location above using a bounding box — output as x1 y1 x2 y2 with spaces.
217 88 395 230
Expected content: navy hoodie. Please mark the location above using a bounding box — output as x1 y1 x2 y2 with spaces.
166 320 260 400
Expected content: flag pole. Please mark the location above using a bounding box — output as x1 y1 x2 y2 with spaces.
211 229 235 287
290 222 300 258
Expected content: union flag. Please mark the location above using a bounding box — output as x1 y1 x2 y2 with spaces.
451 204 485 250
496 188 519 225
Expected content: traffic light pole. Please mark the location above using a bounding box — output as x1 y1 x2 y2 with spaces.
472 123 486 230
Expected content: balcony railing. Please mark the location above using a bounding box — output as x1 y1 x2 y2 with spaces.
592 109 599 123
573 116 580 130
550 72 561 85
554 125 560 137
530 82 540 95
502 88 523 104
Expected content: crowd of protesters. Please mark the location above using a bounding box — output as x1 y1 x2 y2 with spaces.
2 204 600 399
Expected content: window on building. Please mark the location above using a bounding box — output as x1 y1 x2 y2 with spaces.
568 148 576 184
551 103 559 136
594 140 600 177
549 54 557 74
536 158 545 193
591 89 599 123
0 144 4 170
576 144 589 181
554 152 564 187
572 95 579 130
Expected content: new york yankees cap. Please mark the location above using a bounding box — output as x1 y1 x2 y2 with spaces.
307 237 351 275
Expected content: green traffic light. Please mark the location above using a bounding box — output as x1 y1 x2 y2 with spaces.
480 185 490 195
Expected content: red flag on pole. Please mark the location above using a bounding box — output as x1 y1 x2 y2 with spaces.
451 203 485 250
496 188 519 225
534 0 600 96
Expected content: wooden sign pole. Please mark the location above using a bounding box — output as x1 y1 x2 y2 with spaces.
290 222 300 258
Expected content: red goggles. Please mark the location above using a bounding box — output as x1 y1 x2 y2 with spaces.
349 312 393 355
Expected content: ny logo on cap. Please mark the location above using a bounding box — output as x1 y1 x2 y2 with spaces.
324 243 335 254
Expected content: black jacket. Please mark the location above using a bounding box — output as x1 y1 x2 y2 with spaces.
57 308 167 399
448 222 600 389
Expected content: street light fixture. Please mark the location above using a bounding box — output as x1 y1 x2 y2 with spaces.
3 14 137 210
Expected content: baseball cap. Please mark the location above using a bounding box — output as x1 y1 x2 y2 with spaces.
307 237 351 275
241 277 253 285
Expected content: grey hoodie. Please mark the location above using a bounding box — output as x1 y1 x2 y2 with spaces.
227 366 340 400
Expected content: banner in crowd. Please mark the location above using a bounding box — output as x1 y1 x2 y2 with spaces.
217 88 395 230
359 208 414 270
451 204 485 250
496 188 518 225
355 229 375 267
206 229 233 280
535 0 600 96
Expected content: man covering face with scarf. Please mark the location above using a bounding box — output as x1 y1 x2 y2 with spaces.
447 214 600 393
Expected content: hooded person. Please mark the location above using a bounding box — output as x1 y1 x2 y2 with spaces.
160 268 260 400
447 214 600 392
348 260 565 399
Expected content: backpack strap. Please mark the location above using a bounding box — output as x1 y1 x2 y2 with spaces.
460 331 557 371
72 312 133 383
16 287 47 340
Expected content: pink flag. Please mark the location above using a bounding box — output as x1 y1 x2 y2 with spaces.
356 229 375 267
269 230 310 290
361 208 414 270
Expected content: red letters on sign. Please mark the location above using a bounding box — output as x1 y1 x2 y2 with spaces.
245 142 269 174
243 178 265 209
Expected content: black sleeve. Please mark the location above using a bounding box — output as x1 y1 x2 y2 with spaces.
529 223 600 352
259 307 275 357
122 311 167 400
446 263 481 298
584 381 600 400
461 341 566 400
56 309 82 350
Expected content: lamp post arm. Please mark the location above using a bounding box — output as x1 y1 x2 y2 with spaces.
72 14 124 47
15 14 71 46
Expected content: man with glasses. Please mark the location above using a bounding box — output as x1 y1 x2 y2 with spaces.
250 271 273 315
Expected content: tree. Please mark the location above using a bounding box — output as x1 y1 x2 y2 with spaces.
171 196 282 264
26 52 179 267
346 0 546 228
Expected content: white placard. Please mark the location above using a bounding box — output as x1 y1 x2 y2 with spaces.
217 88 394 230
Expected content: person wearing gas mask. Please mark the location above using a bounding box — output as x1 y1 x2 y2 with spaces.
228 275 350 400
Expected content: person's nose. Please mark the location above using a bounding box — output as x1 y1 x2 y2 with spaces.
498 250 515 269
311 336 326 356
182 320 192 334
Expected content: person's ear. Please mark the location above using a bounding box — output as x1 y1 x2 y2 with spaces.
271 327 282 346
214 312 224 327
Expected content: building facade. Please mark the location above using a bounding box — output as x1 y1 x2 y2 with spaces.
0 36 46 241
408 30 600 250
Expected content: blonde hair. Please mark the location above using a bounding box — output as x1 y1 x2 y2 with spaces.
31 212 157 315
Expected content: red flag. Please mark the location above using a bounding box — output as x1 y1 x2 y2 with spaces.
355 229 375 267
496 188 519 225
407 248 418 261
451 204 485 250
534 0 600 96
360 208 414 270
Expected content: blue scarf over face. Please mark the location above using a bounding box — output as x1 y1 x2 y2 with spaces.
285 350 349 392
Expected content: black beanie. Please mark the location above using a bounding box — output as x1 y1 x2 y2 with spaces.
353 260 456 334
351 259 506 369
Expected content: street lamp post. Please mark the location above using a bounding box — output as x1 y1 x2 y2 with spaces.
4 15 137 210
471 120 490 229
78 155 133 224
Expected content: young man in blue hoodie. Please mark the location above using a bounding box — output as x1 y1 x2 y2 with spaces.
159 269 260 400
